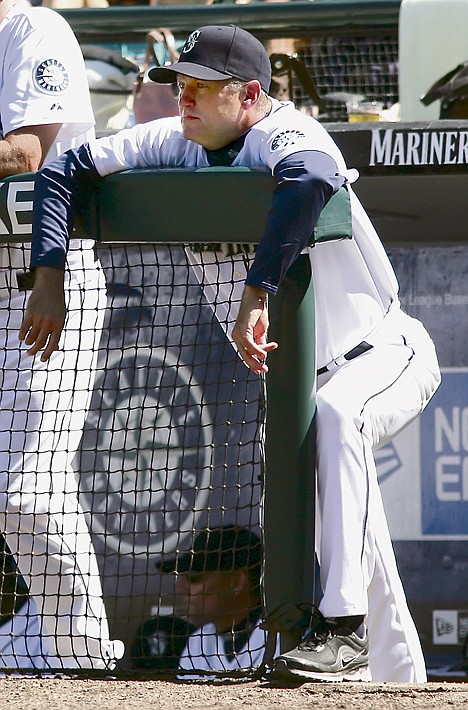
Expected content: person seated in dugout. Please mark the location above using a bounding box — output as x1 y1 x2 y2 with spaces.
156 526 271 677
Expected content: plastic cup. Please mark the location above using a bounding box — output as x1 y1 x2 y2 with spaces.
346 100 383 122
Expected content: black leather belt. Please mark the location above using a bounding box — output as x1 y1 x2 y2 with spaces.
317 341 373 376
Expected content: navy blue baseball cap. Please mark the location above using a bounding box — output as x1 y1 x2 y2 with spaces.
156 526 262 574
148 25 271 93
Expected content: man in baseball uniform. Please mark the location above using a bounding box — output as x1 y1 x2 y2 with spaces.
0 0 123 669
19 24 441 682
158 526 269 679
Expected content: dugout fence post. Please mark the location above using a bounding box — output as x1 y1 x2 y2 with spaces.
262 253 317 654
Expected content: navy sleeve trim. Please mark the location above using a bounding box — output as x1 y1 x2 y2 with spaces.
245 150 346 294
30 144 100 270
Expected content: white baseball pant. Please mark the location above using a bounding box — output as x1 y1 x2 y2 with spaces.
0 247 121 669
315 307 441 681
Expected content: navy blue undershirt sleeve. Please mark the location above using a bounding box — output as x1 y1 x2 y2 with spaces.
30 144 100 270
245 150 346 294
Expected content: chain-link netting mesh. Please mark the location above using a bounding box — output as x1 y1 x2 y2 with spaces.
0 242 267 678
271 29 399 121
297 31 399 120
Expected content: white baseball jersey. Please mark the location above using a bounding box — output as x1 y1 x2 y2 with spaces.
178 618 272 678
0 2 94 152
88 102 399 370
0 0 95 279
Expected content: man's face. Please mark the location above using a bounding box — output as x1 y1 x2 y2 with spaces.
177 75 246 151
175 568 242 629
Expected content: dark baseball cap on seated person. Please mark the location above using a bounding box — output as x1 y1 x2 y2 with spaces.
156 526 262 575
148 25 271 93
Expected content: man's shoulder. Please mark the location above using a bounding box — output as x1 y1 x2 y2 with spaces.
254 99 329 144
6 3 73 38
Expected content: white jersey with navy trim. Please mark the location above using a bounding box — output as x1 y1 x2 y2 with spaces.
88 101 439 682
89 100 399 369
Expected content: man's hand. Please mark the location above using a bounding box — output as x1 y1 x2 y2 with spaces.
231 285 278 374
19 266 66 362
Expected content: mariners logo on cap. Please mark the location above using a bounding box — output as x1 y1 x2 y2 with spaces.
271 130 306 151
34 59 70 94
182 30 200 54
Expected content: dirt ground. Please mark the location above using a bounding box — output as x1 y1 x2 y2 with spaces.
1 678 468 710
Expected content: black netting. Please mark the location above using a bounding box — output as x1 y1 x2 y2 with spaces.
0 243 266 679
284 31 399 121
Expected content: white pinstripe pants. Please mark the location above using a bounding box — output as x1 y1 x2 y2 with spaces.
0 249 117 669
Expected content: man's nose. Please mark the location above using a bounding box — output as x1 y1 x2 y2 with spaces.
179 86 195 107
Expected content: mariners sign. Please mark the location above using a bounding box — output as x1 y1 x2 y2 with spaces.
328 121 468 174
370 128 468 167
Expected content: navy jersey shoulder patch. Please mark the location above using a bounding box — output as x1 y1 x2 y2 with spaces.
271 129 306 151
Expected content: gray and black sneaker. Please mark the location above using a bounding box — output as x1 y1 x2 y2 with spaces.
272 609 371 682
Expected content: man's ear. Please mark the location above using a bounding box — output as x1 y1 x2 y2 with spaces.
233 567 249 593
242 80 262 107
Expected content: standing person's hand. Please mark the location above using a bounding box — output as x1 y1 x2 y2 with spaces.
232 285 278 374
19 266 66 362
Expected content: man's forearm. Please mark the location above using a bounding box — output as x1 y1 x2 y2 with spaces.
30 144 99 270
0 135 42 178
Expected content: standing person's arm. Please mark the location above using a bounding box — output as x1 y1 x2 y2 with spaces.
231 287 275 374
19 120 169 358
20 266 67 361
3 0 99 353
19 143 101 360
231 150 345 372
0 125 61 178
